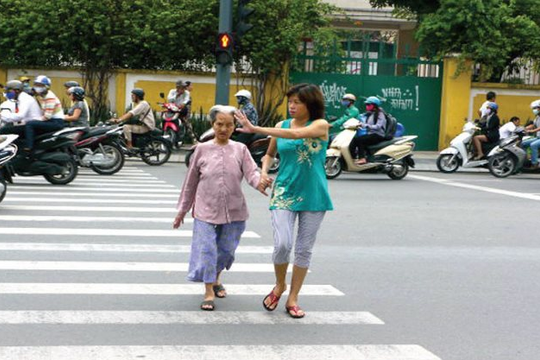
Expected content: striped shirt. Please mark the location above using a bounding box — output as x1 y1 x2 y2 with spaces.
37 90 64 120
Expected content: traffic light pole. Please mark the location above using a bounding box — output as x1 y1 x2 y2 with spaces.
215 0 233 105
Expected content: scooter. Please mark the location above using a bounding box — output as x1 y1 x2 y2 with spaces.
436 120 497 173
325 119 416 180
158 92 188 149
184 128 280 173
113 123 172 166
487 128 527 178
0 134 19 203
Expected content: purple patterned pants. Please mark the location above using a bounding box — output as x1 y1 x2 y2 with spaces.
187 219 246 283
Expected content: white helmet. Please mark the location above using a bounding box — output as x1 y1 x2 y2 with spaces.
234 89 252 100
342 93 356 101
530 100 540 109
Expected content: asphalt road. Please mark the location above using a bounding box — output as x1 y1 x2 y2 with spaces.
0 158 538 360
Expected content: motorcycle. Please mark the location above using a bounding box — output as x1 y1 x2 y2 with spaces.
325 119 416 180
436 120 497 173
184 127 280 173
0 134 19 203
113 123 172 166
158 92 188 149
487 128 527 178
60 125 125 175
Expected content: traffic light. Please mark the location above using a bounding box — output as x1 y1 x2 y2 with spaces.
216 32 234 65
236 0 254 40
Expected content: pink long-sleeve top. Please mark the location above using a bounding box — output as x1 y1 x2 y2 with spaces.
176 140 261 224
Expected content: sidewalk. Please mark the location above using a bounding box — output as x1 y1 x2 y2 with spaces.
168 148 487 173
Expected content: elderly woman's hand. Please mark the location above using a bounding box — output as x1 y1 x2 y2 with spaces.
257 175 274 196
234 110 256 133
173 212 186 229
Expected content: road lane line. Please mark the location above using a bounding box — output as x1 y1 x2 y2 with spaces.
0 205 177 213
8 186 179 193
0 228 260 238
0 283 344 296
6 192 179 198
0 310 382 325
0 261 286 272
10 182 176 188
0 345 440 360
0 215 191 223
3 198 177 205
13 178 167 184
410 174 540 201
0 243 273 254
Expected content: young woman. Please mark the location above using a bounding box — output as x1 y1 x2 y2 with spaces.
64 87 89 127
473 102 500 160
235 83 333 319
174 105 272 311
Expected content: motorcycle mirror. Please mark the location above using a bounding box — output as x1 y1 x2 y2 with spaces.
159 92 164 99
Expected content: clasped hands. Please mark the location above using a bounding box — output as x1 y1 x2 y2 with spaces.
257 174 274 196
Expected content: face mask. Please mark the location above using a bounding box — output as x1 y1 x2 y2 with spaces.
366 104 375 112
341 100 350 107
485 109 491 115
33 87 46 94
4 91 16 100
237 97 247 105
533 109 540 116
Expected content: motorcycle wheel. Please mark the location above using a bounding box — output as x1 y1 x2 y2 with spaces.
488 152 517 178
387 160 409 180
165 129 178 149
436 154 460 173
184 149 194 168
141 139 172 166
0 176 6 203
268 154 280 174
325 156 342 179
91 144 125 175
43 157 78 185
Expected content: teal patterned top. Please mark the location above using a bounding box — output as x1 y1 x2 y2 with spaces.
269 119 333 212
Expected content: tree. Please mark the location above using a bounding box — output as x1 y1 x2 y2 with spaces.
370 0 540 81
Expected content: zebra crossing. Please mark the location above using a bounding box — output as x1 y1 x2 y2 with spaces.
0 165 441 360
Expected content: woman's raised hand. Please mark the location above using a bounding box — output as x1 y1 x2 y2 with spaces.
234 110 256 133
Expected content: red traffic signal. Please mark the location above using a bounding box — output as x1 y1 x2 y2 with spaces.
218 33 233 50
216 32 234 65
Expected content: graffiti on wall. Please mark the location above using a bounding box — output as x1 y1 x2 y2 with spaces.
381 85 420 112
320 80 348 111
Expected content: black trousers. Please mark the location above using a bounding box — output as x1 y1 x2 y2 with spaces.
349 134 385 159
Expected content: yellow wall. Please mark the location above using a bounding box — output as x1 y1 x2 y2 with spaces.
0 68 7 87
438 58 473 149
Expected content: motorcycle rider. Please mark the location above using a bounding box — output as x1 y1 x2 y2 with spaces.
499 116 520 140
167 80 196 144
112 88 155 149
0 80 42 137
24 75 65 152
522 100 540 169
472 101 500 160
329 93 359 137
64 80 91 122
235 90 258 126
64 87 89 128
478 91 497 119
349 96 387 165
19 76 34 95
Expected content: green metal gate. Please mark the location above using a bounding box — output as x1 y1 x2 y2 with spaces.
290 54 443 151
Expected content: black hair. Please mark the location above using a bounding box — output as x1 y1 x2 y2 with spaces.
486 91 496 101
286 83 325 120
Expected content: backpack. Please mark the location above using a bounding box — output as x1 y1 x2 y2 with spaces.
383 111 398 139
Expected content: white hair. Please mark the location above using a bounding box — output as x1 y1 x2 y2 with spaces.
208 105 237 123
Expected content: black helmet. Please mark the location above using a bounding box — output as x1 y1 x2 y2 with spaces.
5 80 23 91
69 86 85 101
131 88 145 100
64 80 80 88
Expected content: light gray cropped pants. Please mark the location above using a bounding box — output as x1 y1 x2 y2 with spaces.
271 210 326 268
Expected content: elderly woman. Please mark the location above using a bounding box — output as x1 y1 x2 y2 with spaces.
174 105 272 311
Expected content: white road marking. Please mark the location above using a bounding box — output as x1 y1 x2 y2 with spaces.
0 215 191 223
410 174 540 201
3 198 177 205
0 205 177 213
0 283 344 296
0 243 273 254
76 175 159 180
11 182 176 188
0 310 382 325
6 192 178 199
0 228 260 238
0 261 283 272
0 345 440 360
14 178 166 184
8 186 179 193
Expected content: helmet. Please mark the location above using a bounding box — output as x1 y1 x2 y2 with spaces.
530 100 540 109
486 102 498 111
131 88 145 100
234 89 252 100
64 80 80 88
34 75 51 88
175 80 187 88
69 86 85 100
364 96 382 107
342 93 356 101
19 76 30 82
5 80 23 92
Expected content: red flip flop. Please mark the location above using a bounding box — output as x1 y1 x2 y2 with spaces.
285 305 305 319
262 289 281 311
